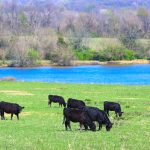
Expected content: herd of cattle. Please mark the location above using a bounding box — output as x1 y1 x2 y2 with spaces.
48 95 123 131
0 95 123 132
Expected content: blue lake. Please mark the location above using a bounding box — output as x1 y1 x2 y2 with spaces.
0 64 150 85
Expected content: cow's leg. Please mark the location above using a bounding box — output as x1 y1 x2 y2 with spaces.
1 111 5 120
68 121 71 130
65 120 71 131
98 121 102 131
65 120 71 130
83 124 88 130
86 119 96 131
49 101 51 107
16 114 19 120
65 121 68 130
115 111 118 118
11 114 13 120
79 123 84 130
97 116 102 131
107 110 109 116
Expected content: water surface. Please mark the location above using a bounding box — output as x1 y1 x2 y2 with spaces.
0 64 150 85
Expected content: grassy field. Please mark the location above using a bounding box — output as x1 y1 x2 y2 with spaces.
0 81 150 150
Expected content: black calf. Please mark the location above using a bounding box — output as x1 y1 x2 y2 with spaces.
0 101 24 120
104 101 123 117
48 95 66 107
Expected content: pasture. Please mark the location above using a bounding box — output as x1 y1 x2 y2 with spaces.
0 81 150 150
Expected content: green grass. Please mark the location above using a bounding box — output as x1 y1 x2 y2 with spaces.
0 81 150 150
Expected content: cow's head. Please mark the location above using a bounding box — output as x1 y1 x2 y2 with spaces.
19 106 25 112
119 112 124 117
63 102 66 108
90 122 96 131
106 122 113 131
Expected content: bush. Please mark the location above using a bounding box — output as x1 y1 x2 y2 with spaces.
99 47 135 61
133 43 150 59
75 46 100 60
27 48 40 66
75 50 100 60
75 51 93 60
48 37 74 66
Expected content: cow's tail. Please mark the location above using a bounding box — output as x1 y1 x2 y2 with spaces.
62 108 66 124
62 115 66 124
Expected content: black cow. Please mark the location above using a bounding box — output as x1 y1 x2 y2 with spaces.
67 98 85 108
63 108 96 131
81 106 113 131
104 101 123 117
0 101 24 120
48 95 66 107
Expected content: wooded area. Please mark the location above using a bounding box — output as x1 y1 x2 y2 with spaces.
0 0 150 66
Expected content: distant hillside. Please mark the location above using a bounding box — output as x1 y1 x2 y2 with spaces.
65 0 150 11
2 0 150 11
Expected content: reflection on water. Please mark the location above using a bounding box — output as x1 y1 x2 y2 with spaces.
0 64 150 85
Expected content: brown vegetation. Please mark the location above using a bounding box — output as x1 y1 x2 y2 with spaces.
0 1 150 66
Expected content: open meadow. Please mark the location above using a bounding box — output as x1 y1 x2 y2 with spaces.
0 81 150 150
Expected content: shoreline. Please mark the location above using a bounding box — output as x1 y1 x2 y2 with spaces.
71 60 150 66
0 59 150 68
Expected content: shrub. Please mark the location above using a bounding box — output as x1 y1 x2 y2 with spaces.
133 43 150 59
75 51 93 60
74 46 100 60
75 50 100 60
27 48 40 66
99 47 135 61
48 36 74 66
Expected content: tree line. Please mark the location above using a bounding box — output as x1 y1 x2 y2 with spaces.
0 1 150 66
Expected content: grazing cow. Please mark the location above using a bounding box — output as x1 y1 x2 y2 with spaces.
0 101 24 120
104 101 123 117
48 95 66 107
67 98 86 108
81 106 113 131
63 108 96 131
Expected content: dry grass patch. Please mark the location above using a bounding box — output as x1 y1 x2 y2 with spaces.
0 90 34 96
116 98 141 100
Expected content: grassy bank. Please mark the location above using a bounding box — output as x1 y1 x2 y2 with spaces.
0 59 150 68
0 82 150 150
